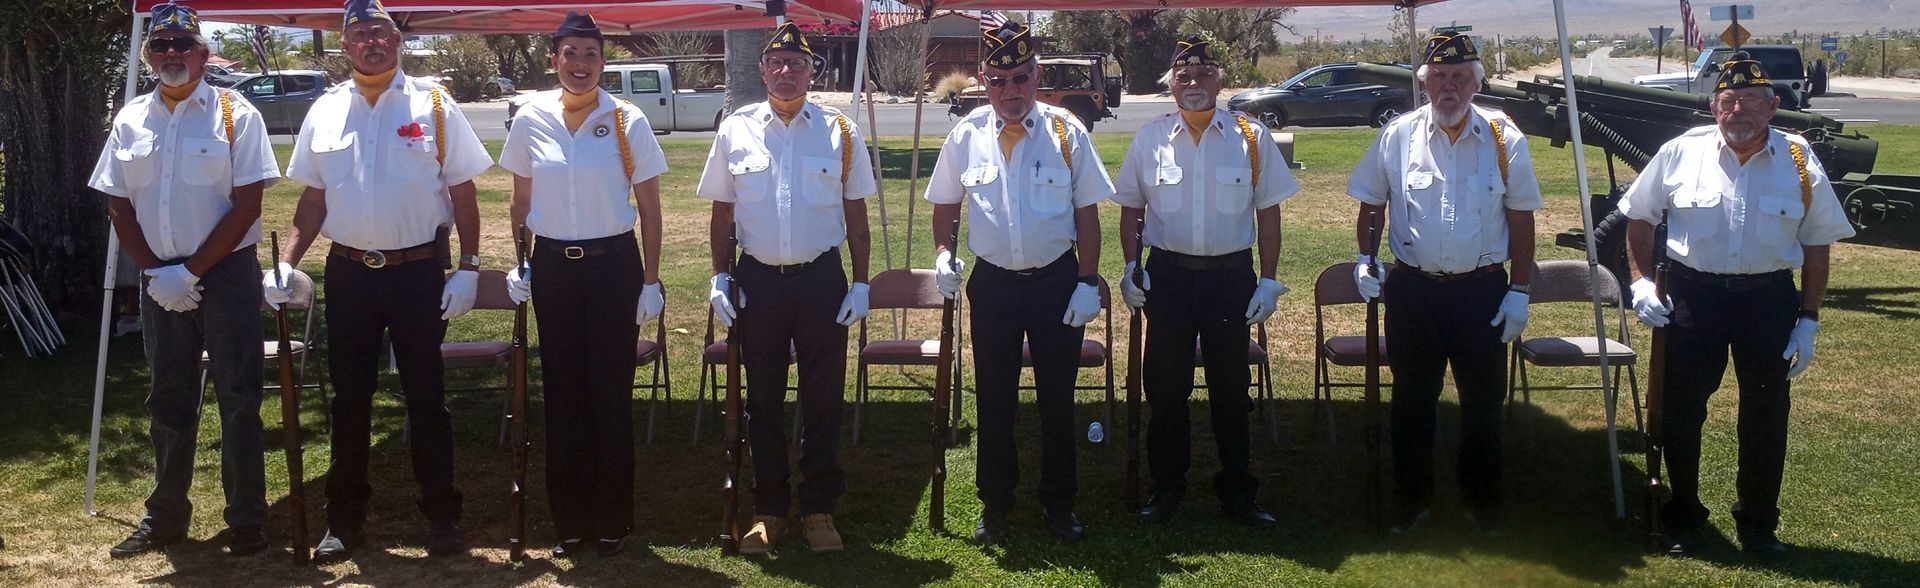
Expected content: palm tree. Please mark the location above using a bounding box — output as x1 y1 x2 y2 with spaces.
722 29 770 115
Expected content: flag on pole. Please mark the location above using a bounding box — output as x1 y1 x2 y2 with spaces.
1679 0 1702 50
978 10 1006 32
251 25 274 73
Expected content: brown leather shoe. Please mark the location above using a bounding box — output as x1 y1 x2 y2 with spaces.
739 516 784 556
800 514 844 553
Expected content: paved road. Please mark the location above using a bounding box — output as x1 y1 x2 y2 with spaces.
1571 47 1920 125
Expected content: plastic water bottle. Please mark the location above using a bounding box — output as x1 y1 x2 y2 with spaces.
1087 420 1105 444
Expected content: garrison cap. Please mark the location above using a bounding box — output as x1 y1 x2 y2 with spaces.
763 22 825 70
148 1 201 36
343 0 395 30
982 21 1035 69
1423 32 1479 65
1171 35 1221 67
553 11 604 44
1716 52 1773 92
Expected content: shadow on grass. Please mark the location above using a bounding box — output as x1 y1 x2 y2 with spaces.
1823 285 1920 320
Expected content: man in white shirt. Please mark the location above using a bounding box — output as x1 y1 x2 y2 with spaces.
1347 32 1542 534
266 0 494 562
1113 36 1297 528
87 1 281 558
697 22 875 556
926 21 1114 545
1619 54 1855 558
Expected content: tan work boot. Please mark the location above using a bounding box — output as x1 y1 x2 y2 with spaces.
739 516 785 556
800 513 844 553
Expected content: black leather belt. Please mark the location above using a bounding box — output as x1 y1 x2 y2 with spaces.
536 231 633 260
974 251 1075 281
742 248 838 275
331 242 438 269
1393 260 1503 283
1670 263 1792 293
1150 247 1251 271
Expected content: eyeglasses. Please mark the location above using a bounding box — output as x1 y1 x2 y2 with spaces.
1173 67 1219 85
1714 95 1772 111
344 25 399 45
761 57 811 72
984 73 1032 88
146 37 199 54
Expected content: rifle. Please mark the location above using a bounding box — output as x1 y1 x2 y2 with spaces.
929 218 960 532
1645 212 1672 553
1362 209 1384 532
720 230 745 556
508 226 530 563
1124 216 1146 510
269 232 308 565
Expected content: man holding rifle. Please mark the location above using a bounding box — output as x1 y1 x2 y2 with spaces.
1346 32 1541 534
1619 53 1854 558
1112 36 1296 528
697 22 876 556
87 0 280 558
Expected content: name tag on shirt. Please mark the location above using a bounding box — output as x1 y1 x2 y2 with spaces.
1407 171 1435 191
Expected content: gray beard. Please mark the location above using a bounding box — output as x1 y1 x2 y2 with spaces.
156 64 195 87
1178 91 1213 111
1432 104 1469 127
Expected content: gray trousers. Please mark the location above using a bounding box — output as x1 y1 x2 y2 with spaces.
137 246 267 535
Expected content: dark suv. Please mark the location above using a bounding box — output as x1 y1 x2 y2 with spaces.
231 71 332 135
1227 62 1414 129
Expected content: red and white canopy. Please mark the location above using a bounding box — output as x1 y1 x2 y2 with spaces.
132 0 865 33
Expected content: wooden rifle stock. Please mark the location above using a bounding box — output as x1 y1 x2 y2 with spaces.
720 231 744 555
1124 216 1146 510
930 218 960 532
269 232 308 564
1362 210 1384 532
1645 213 1672 552
508 227 530 562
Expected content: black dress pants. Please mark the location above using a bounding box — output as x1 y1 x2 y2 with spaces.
533 232 641 541
968 252 1084 515
1383 266 1509 515
1141 248 1258 506
734 249 848 517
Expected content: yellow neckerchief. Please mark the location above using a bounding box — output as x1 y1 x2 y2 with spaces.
352 66 398 107
1439 113 1469 143
561 86 598 132
769 93 805 125
998 115 1028 160
158 77 201 112
1179 107 1215 145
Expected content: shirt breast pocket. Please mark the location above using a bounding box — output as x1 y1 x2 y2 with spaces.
1029 165 1072 213
528 143 571 192
309 134 355 189
960 164 1000 213
1671 189 1723 239
1147 165 1183 213
114 138 158 189
1402 170 1437 220
178 137 231 187
727 152 772 203
801 155 842 205
1753 194 1806 247
393 133 441 182
1214 166 1253 214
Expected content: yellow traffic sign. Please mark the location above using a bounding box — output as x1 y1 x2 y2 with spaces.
1720 23 1751 48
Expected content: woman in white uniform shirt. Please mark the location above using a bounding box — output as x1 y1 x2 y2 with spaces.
498 11 668 558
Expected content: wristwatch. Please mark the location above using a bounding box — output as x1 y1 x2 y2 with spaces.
1799 308 1820 321
1078 274 1100 288
1509 283 1531 294
458 254 481 270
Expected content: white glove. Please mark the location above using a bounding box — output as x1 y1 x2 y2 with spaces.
1353 254 1383 301
636 282 664 326
261 262 295 310
1119 261 1150 309
505 264 532 304
144 266 202 313
1629 278 1671 328
1062 282 1102 327
1490 290 1531 343
1783 318 1819 379
1245 277 1290 325
440 269 478 320
934 249 965 300
835 282 871 327
708 273 743 328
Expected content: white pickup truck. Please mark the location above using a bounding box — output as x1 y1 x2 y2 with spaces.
507 63 727 132
1631 45 1826 109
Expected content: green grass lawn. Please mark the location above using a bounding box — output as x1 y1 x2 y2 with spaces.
2 124 1918 586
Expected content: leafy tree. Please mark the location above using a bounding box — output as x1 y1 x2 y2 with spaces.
427 34 499 101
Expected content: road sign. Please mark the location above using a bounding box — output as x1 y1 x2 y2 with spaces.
1650 26 1673 46
1710 5 1755 21
1876 32 1893 41
1836 51 1849 65
1821 36 1839 51
1720 23 1751 48
1434 25 1473 34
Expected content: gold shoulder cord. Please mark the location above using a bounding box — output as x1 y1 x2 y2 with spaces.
837 114 853 189
1052 115 1073 169
615 100 634 181
1235 114 1260 189
219 90 234 143
1489 118 1510 185
1789 142 1812 210
430 88 447 165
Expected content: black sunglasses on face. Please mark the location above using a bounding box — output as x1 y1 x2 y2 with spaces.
984 73 1031 88
147 36 199 54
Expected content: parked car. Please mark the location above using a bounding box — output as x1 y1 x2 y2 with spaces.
229 70 331 135
204 63 250 87
506 63 726 133
1630 44 1823 109
1227 62 1414 129
947 53 1121 130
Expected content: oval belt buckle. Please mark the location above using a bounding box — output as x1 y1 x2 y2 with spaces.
363 250 388 268
564 246 585 260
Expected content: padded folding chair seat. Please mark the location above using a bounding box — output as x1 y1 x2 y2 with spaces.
1517 336 1635 367
1194 337 1268 365
1021 340 1108 368
1321 336 1388 367
860 339 943 366
441 340 511 370
636 338 662 365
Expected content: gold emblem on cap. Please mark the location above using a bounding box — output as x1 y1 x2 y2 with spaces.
1018 40 1027 54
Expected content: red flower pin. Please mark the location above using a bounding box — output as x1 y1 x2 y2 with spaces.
398 122 425 138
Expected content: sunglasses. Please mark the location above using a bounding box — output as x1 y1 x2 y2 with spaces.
761 57 812 71
984 73 1032 88
1173 68 1219 85
146 37 199 54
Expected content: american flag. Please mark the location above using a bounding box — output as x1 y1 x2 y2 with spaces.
1679 0 1703 50
250 25 274 73
978 10 1006 32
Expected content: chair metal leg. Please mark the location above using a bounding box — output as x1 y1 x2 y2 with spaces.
1627 364 1644 436
694 361 712 445
853 361 867 446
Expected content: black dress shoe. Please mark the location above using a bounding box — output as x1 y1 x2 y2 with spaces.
227 527 269 557
109 527 184 558
596 537 626 557
1739 530 1790 559
312 530 359 565
427 520 465 557
974 513 1011 546
1137 493 1183 525
1042 509 1085 543
551 538 586 559
1223 504 1278 528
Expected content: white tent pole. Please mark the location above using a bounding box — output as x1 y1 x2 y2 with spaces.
1407 2 1420 104
88 6 145 517
850 0 890 273
1550 0 1626 520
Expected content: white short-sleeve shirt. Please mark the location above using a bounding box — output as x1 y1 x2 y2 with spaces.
499 89 668 241
1346 104 1545 274
286 69 494 251
87 82 281 260
923 103 1115 270
1618 126 1856 274
1112 109 1299 256
696 100 877 266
